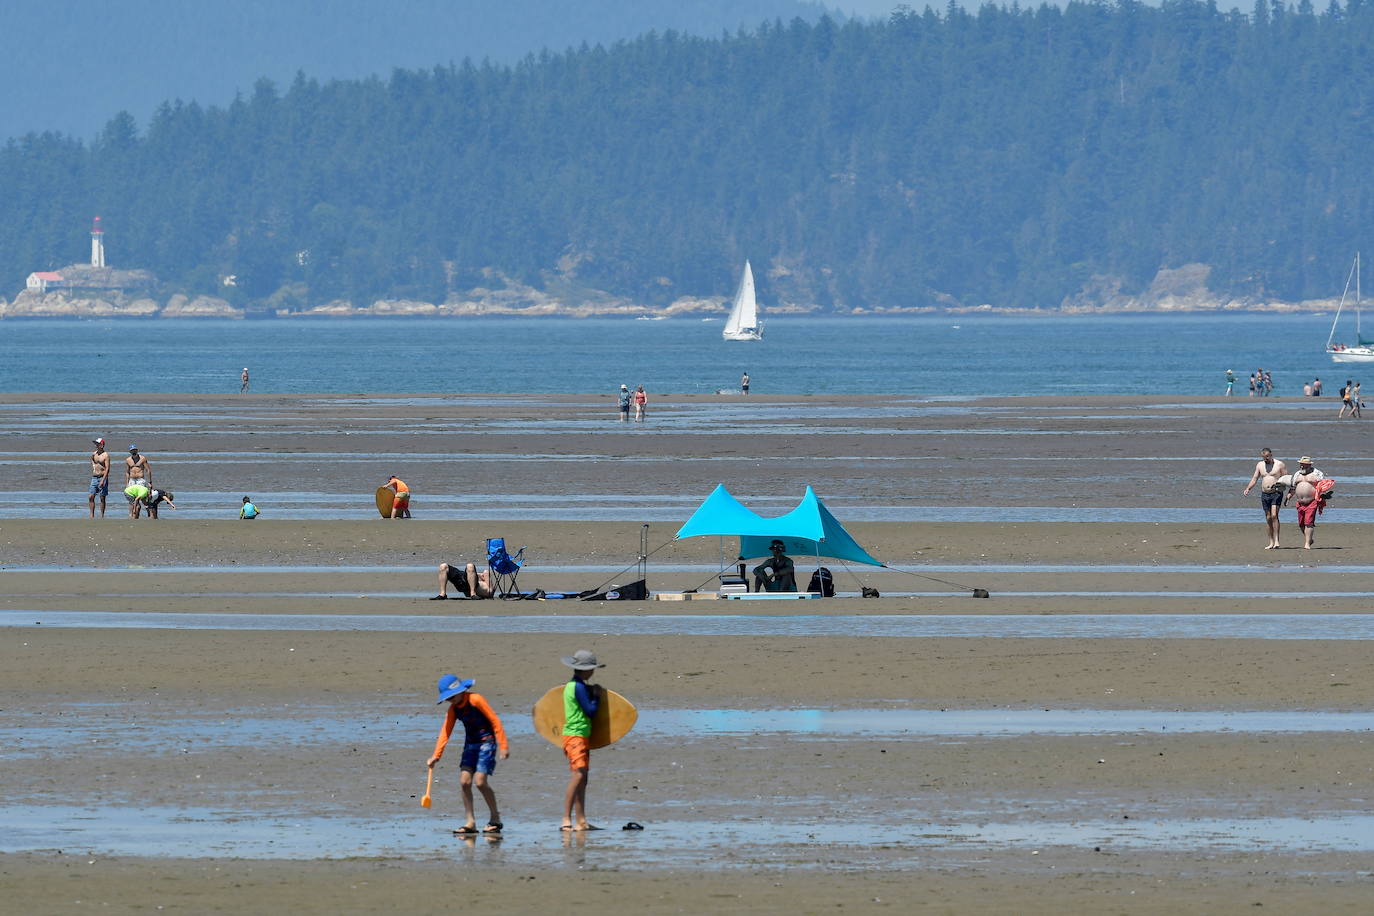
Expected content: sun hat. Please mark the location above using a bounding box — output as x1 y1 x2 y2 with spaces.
620 384 628 389
435 674 475 703
1300 456 1313 464
561 649 605 671
92 437 104 445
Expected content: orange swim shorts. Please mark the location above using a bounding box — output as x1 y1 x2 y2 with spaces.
562 735 590 771
392 492 410 508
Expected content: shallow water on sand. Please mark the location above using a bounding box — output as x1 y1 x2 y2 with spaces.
7 707 1371 759
7 611 1374 638
5 804 1374 863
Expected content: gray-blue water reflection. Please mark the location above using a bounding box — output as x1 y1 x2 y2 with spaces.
6 561 1374 575
7 708 1369 759
5 805 1373 861
6 498 1374 522
6 611 1374 638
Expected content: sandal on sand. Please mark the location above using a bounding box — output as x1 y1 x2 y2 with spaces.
453 825 479 835
484 821 503 833
429 594 448 600
559 824 574 831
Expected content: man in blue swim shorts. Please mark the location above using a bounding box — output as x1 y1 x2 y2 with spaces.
1242 447 1288 550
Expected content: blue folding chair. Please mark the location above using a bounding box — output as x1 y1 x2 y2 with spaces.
486 538 527 598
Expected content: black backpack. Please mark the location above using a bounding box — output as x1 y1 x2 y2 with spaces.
806 567 835 597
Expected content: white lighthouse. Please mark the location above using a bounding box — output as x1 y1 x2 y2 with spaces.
90 216 106 268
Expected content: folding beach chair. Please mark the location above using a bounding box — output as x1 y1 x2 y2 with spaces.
486 537 527 598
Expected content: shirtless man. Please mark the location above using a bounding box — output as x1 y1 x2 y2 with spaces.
1284 457 1326 549
88 438 110 518
431 561 496 600
1242 447 1288 549
125 445 151 518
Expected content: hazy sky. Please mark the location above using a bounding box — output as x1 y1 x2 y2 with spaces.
1 0 864 140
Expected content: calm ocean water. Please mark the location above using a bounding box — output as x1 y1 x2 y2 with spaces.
0 313 1346 395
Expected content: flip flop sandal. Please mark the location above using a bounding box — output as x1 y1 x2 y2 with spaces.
484 821 503 833
452 825 479 835
621 822 644 831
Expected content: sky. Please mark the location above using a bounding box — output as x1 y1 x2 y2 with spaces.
0 0 865 141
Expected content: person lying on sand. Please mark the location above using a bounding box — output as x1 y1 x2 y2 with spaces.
432 561 495 599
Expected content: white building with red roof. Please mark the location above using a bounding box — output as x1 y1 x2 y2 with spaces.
26 271 65 293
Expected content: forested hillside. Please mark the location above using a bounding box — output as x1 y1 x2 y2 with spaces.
5 1 1374 312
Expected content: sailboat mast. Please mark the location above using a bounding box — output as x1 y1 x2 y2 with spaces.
1329 254 1358 350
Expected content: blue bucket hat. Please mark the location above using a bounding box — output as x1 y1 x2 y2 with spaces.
435 674 475 703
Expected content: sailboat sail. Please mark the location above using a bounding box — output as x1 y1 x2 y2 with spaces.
1326 253 1374 362
722 261 763 341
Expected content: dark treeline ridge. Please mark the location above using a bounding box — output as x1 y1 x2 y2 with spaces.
5 1 1374 311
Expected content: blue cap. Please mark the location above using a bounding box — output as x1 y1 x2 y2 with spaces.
435 674 475 703
128 444 138 451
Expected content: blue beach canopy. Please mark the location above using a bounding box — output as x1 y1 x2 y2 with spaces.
675 484 885 567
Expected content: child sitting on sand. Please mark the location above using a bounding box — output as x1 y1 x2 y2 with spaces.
239 496 260 519
427 674 509 834
560 649 605 831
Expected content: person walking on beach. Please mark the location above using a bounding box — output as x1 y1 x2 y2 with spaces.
1248 373 1257 396
741 372 750 395
239 496 260 519
1263 370 1273 396
240 367 250 393
617 384 631 422
1225 369 1235 396
1352 381 1362 418
1242 447 1288 549
428 674 509 835
88 438 110 518
385 475 411 518
1339 380 1355 418
1313 377 1323 397
633 385 647 422
1284 457 1326 549
560 649 605 831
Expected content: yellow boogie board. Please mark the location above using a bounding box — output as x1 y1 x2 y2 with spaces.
375 486 393 518
532 686 637 749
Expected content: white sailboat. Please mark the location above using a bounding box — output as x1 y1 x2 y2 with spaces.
1327 253 1374 362
722 260 764 341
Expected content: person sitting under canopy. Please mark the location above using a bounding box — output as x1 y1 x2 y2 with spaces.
752 539 797 592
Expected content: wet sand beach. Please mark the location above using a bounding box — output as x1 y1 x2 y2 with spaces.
2 394 1373 913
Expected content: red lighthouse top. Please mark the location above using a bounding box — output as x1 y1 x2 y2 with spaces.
92 216 103 234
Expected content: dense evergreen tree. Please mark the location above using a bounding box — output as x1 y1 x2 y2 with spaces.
4 1 1374 310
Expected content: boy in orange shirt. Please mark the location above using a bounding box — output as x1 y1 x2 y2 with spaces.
427 674 509 834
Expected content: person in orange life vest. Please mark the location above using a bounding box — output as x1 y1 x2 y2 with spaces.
427 675 509 834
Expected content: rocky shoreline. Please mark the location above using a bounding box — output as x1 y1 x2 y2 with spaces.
0 262 1347 318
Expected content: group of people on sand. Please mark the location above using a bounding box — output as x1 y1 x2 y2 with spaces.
88 439 175 520
426 649 611 834
1243 448 1332 549
616 384 649 422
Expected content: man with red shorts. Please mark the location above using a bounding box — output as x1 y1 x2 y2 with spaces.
559 649 604 831
1284 457 1326 550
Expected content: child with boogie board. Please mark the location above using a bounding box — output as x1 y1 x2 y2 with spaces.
561 649 605 831
427 674 509 834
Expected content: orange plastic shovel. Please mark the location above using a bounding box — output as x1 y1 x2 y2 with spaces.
421 767 433 808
